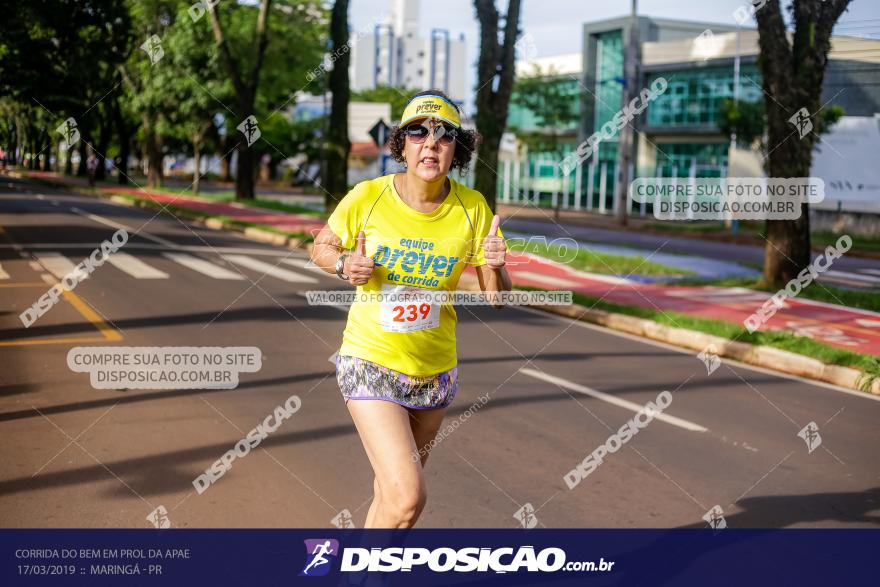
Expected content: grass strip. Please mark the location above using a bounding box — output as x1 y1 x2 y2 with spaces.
509 239 696 276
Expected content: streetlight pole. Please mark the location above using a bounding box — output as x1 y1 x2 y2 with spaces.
615 0 639 226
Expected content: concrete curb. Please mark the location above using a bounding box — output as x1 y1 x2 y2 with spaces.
528 301 879 396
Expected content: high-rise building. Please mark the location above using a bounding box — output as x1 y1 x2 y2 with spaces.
350 0 467 103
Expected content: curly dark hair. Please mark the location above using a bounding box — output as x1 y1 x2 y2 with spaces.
388 89 482 174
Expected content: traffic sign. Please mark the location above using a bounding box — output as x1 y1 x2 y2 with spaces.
369 119 391 147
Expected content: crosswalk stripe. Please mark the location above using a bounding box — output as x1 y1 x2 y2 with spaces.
34 252 80 279
0 262 8 279
105 253 169 279
163 253 245 280
280 258 325 273
223 255 319 283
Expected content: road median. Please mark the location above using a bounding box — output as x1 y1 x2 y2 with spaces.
527 297 879 396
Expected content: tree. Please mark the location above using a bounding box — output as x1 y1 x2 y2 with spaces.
208 0 273 200
123 0 179 188
753 0 851 286
509 64 579 155
473 0 523 210
718 97 842 151
323 0 350 213
352 85 419 121
0 0 132 177
162 3 230 193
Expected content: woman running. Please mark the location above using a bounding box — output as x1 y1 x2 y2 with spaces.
311 90 511 528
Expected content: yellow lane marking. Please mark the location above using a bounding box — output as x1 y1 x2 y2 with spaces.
0 336 106 347
0 282 48 288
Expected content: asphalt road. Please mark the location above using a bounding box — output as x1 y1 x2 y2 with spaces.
1 174 879 529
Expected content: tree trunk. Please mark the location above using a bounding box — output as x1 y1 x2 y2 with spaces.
234 143 255 199
192 133 202 194
76 138 88 177
143 114 163 188
473 0 523 211
324 0 351 213
95 113 111 181
474 136 500 206
64 141 73 175
754 0 850 286
8 125 18 168
112 96 130 185
42 135 53 171
220 136 234 182
208 0 273 201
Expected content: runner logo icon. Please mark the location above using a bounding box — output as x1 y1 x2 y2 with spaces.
300 539 339 577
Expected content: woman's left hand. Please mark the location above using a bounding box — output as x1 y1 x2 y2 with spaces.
483 214 506 269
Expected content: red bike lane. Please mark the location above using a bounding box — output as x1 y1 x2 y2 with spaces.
503 252 880 357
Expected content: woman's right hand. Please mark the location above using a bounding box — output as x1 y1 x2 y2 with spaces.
345 230 374 286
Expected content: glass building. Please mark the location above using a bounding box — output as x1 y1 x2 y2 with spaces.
503 16 880 214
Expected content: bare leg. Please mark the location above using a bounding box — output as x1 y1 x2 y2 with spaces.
364 477 381 527
362 408 446 527
347 400 429 528
408 407 448 467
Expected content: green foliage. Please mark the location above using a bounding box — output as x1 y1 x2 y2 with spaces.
717 98 765 147
351 85 419 121
509 64 580 155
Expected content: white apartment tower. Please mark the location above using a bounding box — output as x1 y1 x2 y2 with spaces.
350 0 467 103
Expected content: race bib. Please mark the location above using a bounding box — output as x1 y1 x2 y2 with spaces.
379 285 441 333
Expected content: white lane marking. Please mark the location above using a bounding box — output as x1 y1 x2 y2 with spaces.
0 262 8 279
223 254 319 283
104 253 169 279
512 305 880 402
855 319 880 328
863 269 880 276
519 367 708 432
511 270 581 288
823 270 880 285
71 207 177 247
281 258 324 272
163 253 245 280
33 252 79 279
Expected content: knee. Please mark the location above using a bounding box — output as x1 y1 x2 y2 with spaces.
382 482 427 527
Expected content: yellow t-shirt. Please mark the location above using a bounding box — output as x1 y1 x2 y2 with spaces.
327 174 499 376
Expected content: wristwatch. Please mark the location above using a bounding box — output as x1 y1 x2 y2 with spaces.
335 254 349 280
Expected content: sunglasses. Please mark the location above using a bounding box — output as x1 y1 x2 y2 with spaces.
402 123 459 145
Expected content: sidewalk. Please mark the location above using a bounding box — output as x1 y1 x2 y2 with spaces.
18 170 880 358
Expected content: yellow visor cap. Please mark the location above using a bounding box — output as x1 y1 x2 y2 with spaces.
399 95 462 128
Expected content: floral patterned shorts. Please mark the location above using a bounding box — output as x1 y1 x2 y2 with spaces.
335 355 458 410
